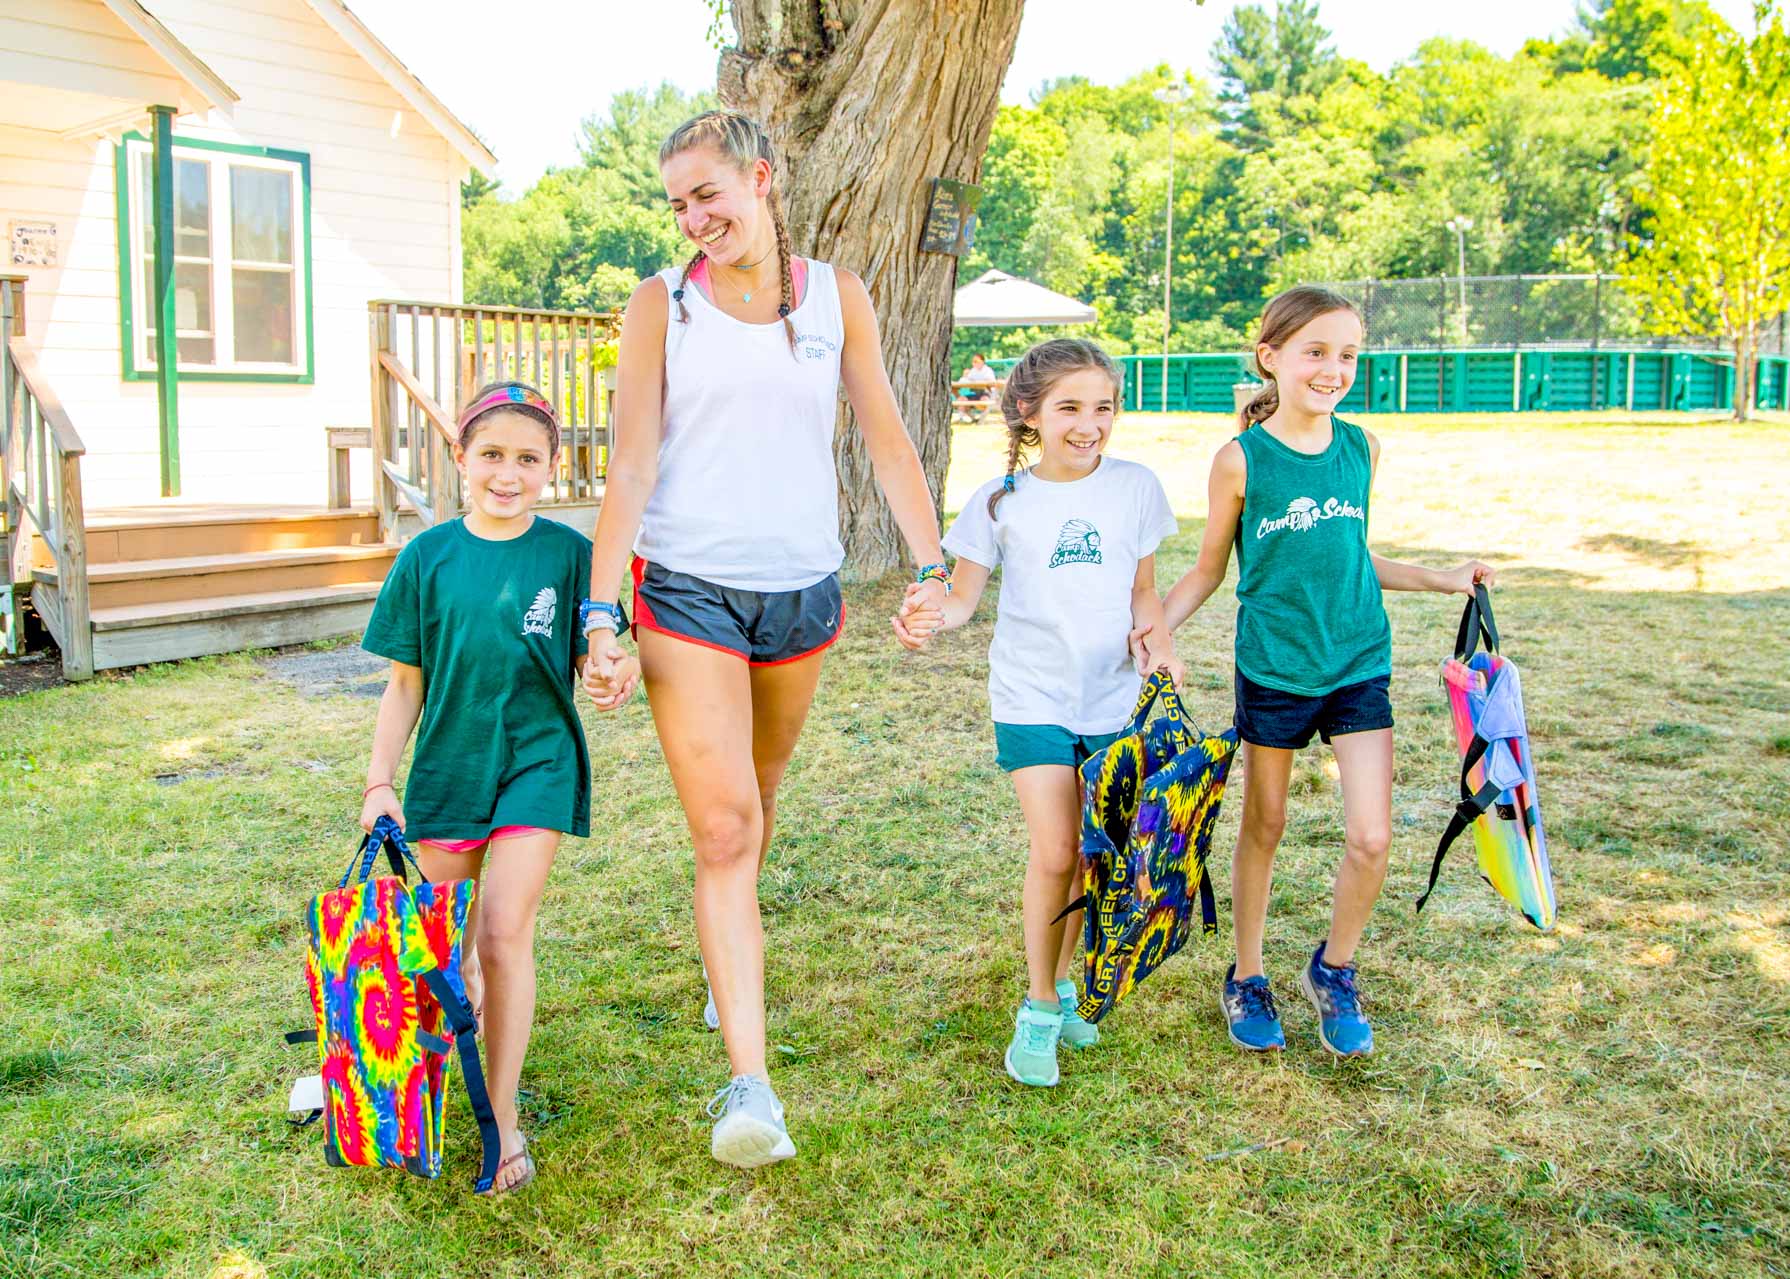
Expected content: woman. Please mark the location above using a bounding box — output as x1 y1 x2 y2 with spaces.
581 110 948 1169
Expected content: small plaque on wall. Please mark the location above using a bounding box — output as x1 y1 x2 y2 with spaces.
10 221 58 267
920 179 981 256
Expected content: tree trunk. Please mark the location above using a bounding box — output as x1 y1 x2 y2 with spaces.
721 0 1026 577
1734 326 1755 422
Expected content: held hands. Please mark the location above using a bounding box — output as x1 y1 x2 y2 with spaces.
1127 622 1187 691
359 782 405 835
892 578 947 651
582 630 641 711
1443 560 1498 596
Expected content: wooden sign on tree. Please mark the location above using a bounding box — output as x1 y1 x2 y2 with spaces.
716 0 1026 575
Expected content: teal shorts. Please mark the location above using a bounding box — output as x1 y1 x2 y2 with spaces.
993 722 1122 773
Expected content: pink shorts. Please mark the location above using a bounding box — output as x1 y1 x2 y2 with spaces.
419 825 546 855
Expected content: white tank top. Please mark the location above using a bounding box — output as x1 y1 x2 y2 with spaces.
634 258 847 591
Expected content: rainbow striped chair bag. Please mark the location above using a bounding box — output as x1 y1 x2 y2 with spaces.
286 816 500 1191
1416 585 1557 931
1063 671 1240 1024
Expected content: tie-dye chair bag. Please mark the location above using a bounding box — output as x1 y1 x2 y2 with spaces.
1063 671 1240 1024
287 817 500 1190
1416 585 1556 931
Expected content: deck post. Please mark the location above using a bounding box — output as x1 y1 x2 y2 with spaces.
369 306 396 543
56 453 92 680
1 277 23 656
150 105 181 497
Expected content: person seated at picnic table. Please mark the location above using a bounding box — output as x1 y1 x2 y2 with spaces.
960 353 998 399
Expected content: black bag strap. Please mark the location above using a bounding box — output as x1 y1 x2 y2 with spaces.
340 815 427 889
1415 733 1499 913
1453 583 1500 661
421 967 501 1193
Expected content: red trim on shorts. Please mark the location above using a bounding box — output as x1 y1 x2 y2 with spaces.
420 825 546 855
630 555 750 661
750 601 846 668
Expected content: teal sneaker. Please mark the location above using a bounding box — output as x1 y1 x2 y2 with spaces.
1055 979 1099 1049
1004 999 1062 1086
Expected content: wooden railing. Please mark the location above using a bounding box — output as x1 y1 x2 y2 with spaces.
367 301 619 542
1 276 92 679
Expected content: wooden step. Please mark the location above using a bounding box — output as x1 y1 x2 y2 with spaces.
77 506 381 563
88 582 384 671
37 543 398 609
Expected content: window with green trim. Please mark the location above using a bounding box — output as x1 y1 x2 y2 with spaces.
117 135 312 382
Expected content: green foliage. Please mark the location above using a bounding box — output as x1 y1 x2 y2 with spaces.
462 83 715 310
1625 3 1790 414
951 5 1725 363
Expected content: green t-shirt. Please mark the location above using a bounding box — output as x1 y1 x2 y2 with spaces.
1233 417 1391 696
361 516 593 840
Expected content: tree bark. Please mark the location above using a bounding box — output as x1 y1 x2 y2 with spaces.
1734 326 1755 422
722 0 1026 577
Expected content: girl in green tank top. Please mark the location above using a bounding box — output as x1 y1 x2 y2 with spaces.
1142 287 1495 1058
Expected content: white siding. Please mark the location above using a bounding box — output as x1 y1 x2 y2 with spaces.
0 0 470 507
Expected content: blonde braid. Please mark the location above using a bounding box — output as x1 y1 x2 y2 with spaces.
670 249 703 325
767 186 797 354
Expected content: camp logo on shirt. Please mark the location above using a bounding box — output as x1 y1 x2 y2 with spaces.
795 332 839 362
1049 518 1104 568
522 587 557 637
1256 495 1365 540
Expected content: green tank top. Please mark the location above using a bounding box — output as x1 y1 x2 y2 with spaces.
1232 417 1391 696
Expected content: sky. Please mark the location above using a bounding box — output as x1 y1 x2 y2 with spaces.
345 0 1764 192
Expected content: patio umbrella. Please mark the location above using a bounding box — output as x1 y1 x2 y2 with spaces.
953 269 1096 327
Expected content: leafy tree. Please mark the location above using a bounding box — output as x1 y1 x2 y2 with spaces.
577 82 719 206
1626 3 1790 418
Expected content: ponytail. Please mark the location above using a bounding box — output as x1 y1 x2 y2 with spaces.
1241 284 1362 430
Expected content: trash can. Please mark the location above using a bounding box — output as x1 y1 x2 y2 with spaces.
1232 381 1261 416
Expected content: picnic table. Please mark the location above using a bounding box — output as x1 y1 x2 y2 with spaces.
951 377 1005 423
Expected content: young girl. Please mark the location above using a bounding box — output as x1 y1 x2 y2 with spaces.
1144 286 1493 1058
897 338 1181 1087
580 110 946 1167
359 382 637 1195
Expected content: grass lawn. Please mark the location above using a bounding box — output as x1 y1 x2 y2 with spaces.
2 412 1787 1278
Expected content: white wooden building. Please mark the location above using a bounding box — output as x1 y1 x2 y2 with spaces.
2 0 612 678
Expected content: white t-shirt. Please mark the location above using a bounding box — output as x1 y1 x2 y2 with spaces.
943 456 1179 733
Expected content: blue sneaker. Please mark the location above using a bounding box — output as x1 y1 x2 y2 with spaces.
1055 979 1099 1050
1299 943 1373 1057
1220 963 1285 1052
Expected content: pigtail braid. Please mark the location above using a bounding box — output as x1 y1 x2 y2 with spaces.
767 185 797 354
672 249 703 325
987 427 1028 519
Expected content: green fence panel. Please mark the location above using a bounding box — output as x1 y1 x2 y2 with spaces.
996 346 1774 415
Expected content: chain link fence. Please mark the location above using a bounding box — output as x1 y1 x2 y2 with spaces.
1316 274 1788 356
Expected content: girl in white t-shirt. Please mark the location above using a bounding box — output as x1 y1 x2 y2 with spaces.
899 338 1180 1087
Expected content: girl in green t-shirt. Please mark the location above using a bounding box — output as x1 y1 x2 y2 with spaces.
359 382 638 1196
1146 287 1494 1060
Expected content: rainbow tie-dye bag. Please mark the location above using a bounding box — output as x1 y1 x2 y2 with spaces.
1065 672 1240 1024
287 817 500 1191
1417 586 1556 930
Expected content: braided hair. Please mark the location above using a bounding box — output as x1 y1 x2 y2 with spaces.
987 338 1124 519
661 110 798 354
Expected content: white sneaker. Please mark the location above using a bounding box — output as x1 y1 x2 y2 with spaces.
701 962 719 1032
707 1074 796 1169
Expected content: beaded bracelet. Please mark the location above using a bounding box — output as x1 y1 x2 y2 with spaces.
914 562 953 595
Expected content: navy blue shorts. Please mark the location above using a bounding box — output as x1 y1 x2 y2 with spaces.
1233 669 1393 750
632 557 844 666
